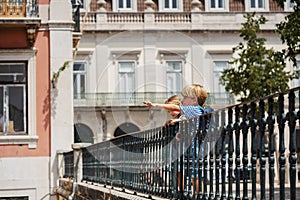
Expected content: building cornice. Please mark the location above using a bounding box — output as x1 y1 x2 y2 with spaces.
48 21 74 31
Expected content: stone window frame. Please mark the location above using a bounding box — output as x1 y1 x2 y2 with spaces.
0 49 38 149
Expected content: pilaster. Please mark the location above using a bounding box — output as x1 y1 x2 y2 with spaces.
49 0 74 195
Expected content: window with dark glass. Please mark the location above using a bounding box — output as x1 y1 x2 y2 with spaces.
250 0 264 8
164 0 178 9
211 0 225 8
118 0 131 9
0 62 27 134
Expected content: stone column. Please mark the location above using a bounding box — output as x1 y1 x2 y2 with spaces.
49 0 74 196
72 143 91 182
57 150 66 179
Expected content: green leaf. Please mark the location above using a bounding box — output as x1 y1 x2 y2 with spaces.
220 13 294 102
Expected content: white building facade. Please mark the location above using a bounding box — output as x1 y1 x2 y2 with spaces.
73 0 297 143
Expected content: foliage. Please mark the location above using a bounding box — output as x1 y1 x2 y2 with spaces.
219 13 292 102
276 0 300 78
51 61 71 88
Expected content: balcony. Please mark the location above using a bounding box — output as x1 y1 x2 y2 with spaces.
80 11 289 32
0 0 40 47
0 0 26 17
73 92 235 108
58 86 300 199
0 0 38 17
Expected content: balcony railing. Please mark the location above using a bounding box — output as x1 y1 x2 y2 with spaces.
73 92 235 107
0 0 38 18
62 86 300 199
63 151 74 178
107 12 144 23
154 12 191 23
79 11 289 31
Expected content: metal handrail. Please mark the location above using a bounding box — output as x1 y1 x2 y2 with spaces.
65 86 300 199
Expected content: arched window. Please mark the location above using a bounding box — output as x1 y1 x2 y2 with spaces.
74 123 94 143
114 122 140 137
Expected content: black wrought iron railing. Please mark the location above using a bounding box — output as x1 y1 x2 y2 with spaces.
64 87 300 199
63 150 74 178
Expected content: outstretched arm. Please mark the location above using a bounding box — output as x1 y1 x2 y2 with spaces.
143 101 181 112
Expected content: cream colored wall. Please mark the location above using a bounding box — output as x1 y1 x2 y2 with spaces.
0 157 50 199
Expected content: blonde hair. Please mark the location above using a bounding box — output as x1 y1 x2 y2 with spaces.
181 84 208 106
165 95 182 106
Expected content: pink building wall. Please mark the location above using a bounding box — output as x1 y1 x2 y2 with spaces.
0 30 51 157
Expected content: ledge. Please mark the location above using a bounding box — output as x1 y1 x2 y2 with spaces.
80 12 290 32
0 18 41 25
72 142 92 150
58 178 159 200
0 135 39 148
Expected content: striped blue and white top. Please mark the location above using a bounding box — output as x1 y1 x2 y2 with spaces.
179 105 204 119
